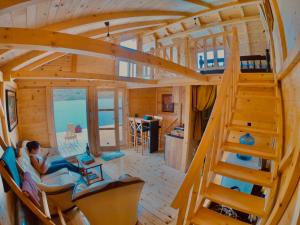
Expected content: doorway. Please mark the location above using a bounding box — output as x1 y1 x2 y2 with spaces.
97 89 125 152
53 88 88 157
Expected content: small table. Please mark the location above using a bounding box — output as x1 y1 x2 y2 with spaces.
76 154 104 185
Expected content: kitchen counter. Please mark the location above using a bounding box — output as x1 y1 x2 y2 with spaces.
164 134 184 170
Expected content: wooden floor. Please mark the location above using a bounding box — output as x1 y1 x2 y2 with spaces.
98 149 185 225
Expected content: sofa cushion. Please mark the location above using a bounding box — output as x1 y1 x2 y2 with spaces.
17 144 41 183
17 140 79 186
42 170 81 186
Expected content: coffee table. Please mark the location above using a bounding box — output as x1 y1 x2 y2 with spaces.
76 154 104 185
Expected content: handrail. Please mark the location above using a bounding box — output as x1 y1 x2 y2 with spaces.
171 27 240 225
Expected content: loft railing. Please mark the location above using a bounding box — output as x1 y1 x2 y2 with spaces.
240 49 272 73
171 27 240 225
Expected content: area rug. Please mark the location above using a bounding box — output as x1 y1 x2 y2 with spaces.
101 151 125 161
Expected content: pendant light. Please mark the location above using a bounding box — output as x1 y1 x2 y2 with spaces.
104 21 111 41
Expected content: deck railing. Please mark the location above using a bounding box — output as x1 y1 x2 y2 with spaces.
171 27 241 225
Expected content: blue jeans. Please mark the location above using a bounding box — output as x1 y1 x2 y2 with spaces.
46 159 80 174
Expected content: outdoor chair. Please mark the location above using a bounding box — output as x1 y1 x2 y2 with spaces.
64 124 78 144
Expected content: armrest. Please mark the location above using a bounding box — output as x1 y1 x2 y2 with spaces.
38 182 75 195
72 175 144 201
41 191 51 219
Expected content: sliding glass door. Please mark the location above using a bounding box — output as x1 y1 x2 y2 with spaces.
53 88 88 157
97 89 124 151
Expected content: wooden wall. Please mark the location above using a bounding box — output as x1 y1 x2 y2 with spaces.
129 88 157 117
278 181 300 225
129 86 186 150
16 79 127 152
17 87 50 146
35 54 116 75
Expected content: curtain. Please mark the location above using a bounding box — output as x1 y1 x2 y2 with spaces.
192 85 217 142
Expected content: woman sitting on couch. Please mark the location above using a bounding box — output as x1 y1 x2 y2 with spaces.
27 141 83 175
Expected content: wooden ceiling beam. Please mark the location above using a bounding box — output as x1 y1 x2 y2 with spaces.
81 20 171 38
2 22 165 72
184 0 213 8
0 27 208 82
11 70 158 84
44 10 191 31
157 15 260 42
20 52 67 71
143 0 261 36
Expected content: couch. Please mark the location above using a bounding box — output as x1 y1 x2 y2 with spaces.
17 140 81 214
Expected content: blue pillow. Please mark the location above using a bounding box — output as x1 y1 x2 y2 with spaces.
1 147 21 187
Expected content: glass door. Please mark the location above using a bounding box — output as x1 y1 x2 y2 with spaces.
53 88 88 157
97 89 124 151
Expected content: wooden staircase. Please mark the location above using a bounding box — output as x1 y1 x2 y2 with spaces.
171 28 283 225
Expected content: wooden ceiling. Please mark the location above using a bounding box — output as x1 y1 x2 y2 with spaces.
0 0 268 77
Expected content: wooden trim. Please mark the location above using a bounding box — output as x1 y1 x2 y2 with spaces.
270 0 287 60
45 87 57 148
12 70 159 84
278 33 300 80
41 191 51 219
57 208 67 225
15 79 127 88
0 27 208 82
0 100 10 146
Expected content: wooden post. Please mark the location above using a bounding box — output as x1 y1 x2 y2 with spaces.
184 37 190 68
203 39 208 70
181 85 193 172
45 87 57 147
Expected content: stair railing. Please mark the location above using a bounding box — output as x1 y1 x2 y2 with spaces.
171 27 240 225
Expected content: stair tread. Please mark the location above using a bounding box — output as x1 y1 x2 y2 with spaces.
228 124 278 135
238 82 275 87
214 161 272 187
223 142 276 160
236 94 278 100
192 207 249 225
204 183 265 217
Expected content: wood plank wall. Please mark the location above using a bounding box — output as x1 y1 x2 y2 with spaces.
36 54 116 75
129 86 186 149
17 87 50 146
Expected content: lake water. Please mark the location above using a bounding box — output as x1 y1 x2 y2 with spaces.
54 99 116 132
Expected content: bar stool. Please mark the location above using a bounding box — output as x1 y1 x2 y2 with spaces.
136 120 149 155
128 118 137 150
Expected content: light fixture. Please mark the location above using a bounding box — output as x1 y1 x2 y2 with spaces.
104 21 111 41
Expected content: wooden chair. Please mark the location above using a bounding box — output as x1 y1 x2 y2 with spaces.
136 120 149 155
0 141 66 225
128 117 137 150
64 123 78 144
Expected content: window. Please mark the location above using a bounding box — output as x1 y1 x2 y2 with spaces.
207 51 214 67
197 52 205 69
120 39 137 50
217 49 225 67
197 49 225 70
118 38 138 77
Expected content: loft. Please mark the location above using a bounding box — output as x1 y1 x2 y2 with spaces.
0 0 299 225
